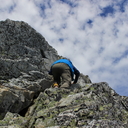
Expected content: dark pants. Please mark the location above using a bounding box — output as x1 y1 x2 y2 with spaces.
52 63 72 88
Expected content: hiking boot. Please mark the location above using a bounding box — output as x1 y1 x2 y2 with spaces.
52 82 59 88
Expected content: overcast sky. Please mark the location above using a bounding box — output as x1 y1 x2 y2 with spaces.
0 0 128 96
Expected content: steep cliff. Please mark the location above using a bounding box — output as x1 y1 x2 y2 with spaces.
0 19 128 128
0 19 59 120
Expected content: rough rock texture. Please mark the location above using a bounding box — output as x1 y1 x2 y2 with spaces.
0 19 59 119
0 19 128 128
0 83 128 128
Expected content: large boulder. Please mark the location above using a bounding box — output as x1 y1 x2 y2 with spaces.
0 84 34 119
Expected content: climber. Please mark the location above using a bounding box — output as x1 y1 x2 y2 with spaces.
49 58 80 88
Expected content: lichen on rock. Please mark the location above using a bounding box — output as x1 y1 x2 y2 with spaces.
0 19 128 128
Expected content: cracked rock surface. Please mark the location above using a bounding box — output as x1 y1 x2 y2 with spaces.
0 19 128 128
0 19 59 119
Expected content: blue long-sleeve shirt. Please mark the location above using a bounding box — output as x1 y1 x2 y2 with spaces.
49 59 80 83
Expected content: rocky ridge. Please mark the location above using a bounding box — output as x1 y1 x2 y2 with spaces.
0 19 128 128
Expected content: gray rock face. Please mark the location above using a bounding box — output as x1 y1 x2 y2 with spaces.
0 19 58 80
0 83 128 128
0 19 59 119
0 19 128 128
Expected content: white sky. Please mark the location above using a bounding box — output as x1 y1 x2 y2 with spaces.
0 0 128 96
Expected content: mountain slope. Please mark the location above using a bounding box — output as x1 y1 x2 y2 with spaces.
0 19 128 128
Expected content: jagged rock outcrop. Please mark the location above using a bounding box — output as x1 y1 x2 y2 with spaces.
0 82 128 128
0 19 128 128
0 19 59 119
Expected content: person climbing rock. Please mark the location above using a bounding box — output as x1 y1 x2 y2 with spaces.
49 58 80 88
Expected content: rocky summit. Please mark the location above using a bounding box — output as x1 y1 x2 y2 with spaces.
0 19 128 128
